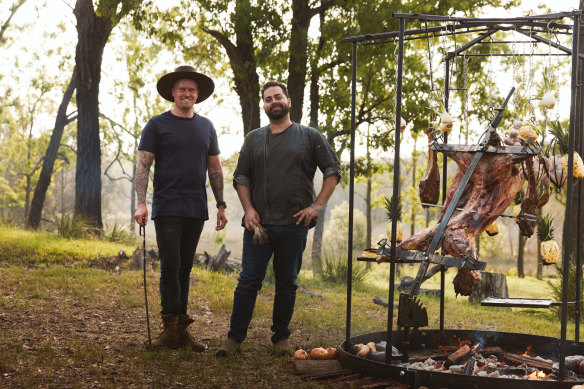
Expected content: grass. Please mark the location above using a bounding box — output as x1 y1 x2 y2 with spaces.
0 225 133 266
0 225 579 388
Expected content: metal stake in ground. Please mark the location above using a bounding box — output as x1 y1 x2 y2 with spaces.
140 217 152 346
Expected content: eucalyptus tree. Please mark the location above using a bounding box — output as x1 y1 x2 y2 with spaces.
72 0 157 230
0 76 53 222
194 0 286 135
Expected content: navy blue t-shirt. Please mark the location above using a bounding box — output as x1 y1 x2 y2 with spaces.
138 111 220 220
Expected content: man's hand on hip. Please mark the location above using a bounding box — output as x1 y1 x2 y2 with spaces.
216 208 228 231
134 204 148 226
293 204 320 226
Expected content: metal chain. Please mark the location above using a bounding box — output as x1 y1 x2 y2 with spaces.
528 28 536 124
425 21 434 92
487 37 494 119
463 56 470 144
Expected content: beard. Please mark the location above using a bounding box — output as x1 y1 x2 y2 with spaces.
265 102 290 120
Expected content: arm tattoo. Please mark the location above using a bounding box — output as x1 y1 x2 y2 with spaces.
136 150 154 205
209 171 224 202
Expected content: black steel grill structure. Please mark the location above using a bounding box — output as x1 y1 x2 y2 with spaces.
340 11 584 386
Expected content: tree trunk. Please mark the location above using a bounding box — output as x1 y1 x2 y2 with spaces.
411 144 417 237
203 1 261 136
536 206 543 279
27 68 77 229
517 232 525 278
469 272 509 304
73 0 113 230
288 0 311 123
24 175 31 221
311 203 326 276
308 11 328 276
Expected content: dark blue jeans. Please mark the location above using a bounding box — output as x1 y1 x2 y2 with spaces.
154 216 204 315
228 224 308 344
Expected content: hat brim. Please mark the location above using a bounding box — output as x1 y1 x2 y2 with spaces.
156 71 215 103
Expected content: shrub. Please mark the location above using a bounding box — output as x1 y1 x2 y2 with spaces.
57 215 92 239
548 256 582 321
321 247 368 284
324 201 368 253
104 222 135 244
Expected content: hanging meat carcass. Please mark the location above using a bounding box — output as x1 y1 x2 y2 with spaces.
400 132 536 261
419 127 440 207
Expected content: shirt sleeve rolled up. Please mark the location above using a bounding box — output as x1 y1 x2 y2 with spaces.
312 130 342 182
233 132 252 189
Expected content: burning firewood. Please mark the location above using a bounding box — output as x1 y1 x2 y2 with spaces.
444 344 472 368
503 353 553 371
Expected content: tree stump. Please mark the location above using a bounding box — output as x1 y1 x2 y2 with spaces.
469 272 508 304
132 247 153 271
198 244 243 272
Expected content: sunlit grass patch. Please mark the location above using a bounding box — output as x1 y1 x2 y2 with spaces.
0 225 134 266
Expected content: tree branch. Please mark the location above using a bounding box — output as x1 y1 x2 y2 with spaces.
0 0 28 42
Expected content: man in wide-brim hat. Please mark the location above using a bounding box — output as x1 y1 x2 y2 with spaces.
134 65 227 351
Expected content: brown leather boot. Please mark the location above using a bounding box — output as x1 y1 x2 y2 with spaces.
178 314 207 352
152 314 180 349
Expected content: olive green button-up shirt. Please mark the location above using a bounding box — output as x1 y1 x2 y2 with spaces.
233 123 341 227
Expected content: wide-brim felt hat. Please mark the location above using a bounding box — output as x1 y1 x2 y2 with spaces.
156 65 215 103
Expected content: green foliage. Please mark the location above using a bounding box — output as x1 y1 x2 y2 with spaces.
324 201 368 252
57 215 92 239
537 214 554 242
213 230 226 247
384 195 402 222
548 258 582 321
549 120 569 155
320 247 368 284
0 225 131 266
104 222 135 244
478 223 505 259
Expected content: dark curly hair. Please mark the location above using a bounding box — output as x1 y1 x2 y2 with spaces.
261 81 289 100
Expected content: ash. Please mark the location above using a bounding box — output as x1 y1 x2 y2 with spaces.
400 353 555 380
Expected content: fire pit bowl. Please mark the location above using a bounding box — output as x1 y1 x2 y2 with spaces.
340 330 584 389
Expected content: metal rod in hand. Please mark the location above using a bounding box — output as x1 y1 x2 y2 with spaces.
140 217 152 346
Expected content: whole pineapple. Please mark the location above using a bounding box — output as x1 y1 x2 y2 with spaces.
538 214 560 265
485 221 499 236
512 191 524 222
518 123 538 145
384 195 403 243
549 120 584 181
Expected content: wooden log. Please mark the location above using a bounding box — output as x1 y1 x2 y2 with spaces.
360 379 401 388
477 346 504 356
300 369 353 381
409 352 449 363
503 353 553 371
203 244 231 271
444 344 471 367
469 272 509 303
463 356 477 375
293 359 344 376
326 373 361 384
498 367 527 376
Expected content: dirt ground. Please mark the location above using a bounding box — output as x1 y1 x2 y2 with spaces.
0 266 323 389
